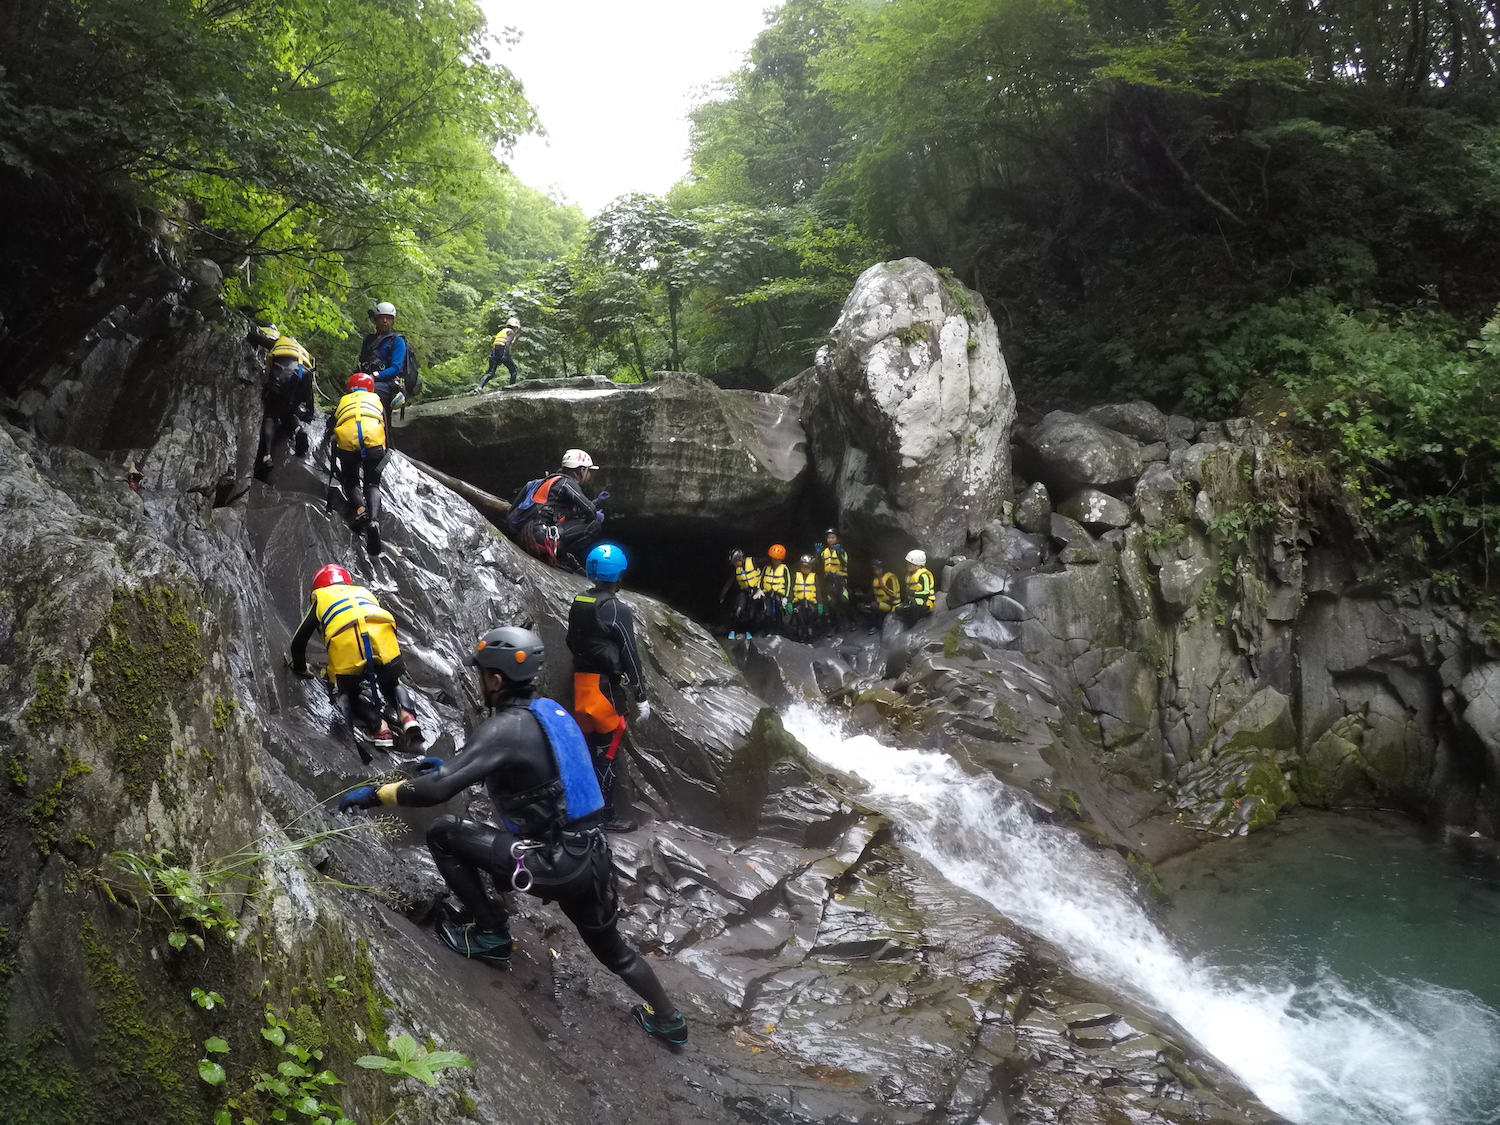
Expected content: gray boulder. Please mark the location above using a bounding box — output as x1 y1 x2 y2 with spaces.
981 522 1045 569
1158 556 1212 611
1049 511 1093 547
799 258 1015 555
1135 463 1192 527
1014 481 1052 535
1020 411 1143 492
1057 488 1131 530
946 559 1013 609
1459 663 1500 781
1083 401 1173 444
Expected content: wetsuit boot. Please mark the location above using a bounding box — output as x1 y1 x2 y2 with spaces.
365 520 382 555
435 914 512 967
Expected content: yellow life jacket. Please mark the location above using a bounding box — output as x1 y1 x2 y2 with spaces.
873 571 901 612
906 567 936 610
792 570 819 604
818 545 847 578
735 558 762 590
760 562 790 596
492 327 516 349
311 583 401 676
268 335 312 368
334 390 387 452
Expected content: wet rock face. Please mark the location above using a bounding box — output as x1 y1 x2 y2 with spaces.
797 258 1016 557
391 372 807 536
1017 410 1143 493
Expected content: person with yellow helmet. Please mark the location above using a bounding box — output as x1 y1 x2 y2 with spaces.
791 554 821 642
475 317 522 392
331 372 389 555
721 549 763 638
248 323 315 482
286 563 421 761
899 549 936 624
760 544 791 632
815 529 850 630
870 558 902 624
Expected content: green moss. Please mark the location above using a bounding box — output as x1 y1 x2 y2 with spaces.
211 697 236 732
24 750 93 857
351 940 389 1053
0 1024 92 1125
896 324 928 346
1059 789 1083 816
454 1090 479 1118
79 918 197 1123
991 701 1020 736
942 623 962 657
88 586 205 807
936 266 979 321
5 748 29 791
23 663 73 729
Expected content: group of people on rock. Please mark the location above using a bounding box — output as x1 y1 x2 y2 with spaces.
724 531 936 640
251 305 686 1047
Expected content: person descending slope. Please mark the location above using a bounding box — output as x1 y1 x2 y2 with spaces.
791 554 821 642
721 549 762 639
331 373 389 555
759 544 791 634
900 549 936 624
506 448 604 570
474 317 521 392
250 326 315 482
870 558 901 625
338 626 689 1046
287 564 421 762
816 529 850 631
566 544 648 833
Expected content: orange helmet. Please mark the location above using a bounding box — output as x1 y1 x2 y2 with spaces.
768 544 786 560
347 372 375 393
311 564 353 590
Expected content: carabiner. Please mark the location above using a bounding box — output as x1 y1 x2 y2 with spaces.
508 839 535 893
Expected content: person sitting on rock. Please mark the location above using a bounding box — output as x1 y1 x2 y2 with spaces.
870 558 901 626
507 448 604 570
337 625 689 1047
759 544 791 632
791 554 821 643
816 528 850 630
566 544 648 833
899 549 936 624
249 325 315 483
331 373 389 555
286 563 421 761
721 549 763 639
356 301 408 419
474 317 520 393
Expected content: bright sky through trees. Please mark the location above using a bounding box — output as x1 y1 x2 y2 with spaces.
483 0 775 214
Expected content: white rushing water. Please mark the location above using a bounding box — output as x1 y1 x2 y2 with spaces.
782 703 1500 1125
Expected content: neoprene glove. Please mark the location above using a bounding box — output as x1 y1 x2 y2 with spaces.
595 490 610 503
595 510 605 523
283 652 315 680
339 786 381 813
415 756 445 774
635 700 652 723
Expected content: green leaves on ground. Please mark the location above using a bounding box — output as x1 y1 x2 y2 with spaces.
356 1033 471 1087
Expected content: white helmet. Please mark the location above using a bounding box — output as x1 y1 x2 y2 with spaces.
373 301 397 317
507 317 521 328
905 549 926 567
561 448 596 470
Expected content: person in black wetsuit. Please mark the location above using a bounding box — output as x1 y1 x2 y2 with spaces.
566 543 648 833
248 325 315 482
510 448 604 569
338 625 688 1046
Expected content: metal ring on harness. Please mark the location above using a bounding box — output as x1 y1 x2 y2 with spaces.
508 839 540 892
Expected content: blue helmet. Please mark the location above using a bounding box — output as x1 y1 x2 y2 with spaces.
585 543 628 582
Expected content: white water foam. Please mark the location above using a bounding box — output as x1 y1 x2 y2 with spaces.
782 703 1500 1125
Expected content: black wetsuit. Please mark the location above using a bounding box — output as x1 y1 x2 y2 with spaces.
566 587 647 817
255 359 314 479
390 695 673 1012
519 471 601 564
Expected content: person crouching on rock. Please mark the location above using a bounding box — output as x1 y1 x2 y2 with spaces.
249 324 315 483
507 448 604 570
791 554 821 642
286 564 422 761
760 544 791 632
338 626 689 1047
566 544 648 833
721 549 763 639
899 549 936 624
331 373 390 555
870 558 901 627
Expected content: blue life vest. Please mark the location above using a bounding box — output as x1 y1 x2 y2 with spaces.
529 697 604 821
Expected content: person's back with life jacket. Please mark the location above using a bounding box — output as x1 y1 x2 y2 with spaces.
334 387 387 452
309 578 400 676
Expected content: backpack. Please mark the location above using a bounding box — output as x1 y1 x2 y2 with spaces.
506 476 554 531
266 356 303 398
358 332 421 401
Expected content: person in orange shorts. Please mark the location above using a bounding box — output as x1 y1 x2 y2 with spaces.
565 543 648 832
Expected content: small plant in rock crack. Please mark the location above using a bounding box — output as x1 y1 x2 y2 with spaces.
201 1007 355 1125
356 1033 472 1087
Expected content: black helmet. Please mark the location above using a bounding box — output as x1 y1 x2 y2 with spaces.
467 626 543 683
729 549 745 564
799 553 815 566
872 558 884 568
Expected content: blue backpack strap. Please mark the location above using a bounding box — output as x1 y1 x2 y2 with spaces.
528 697 604 821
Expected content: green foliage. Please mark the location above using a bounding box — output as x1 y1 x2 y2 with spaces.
23 750 92 857
355 1033 471 1088
215 1007 354 1125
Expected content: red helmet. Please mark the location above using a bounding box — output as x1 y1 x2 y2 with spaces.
347 372 375 393
311 564 353 590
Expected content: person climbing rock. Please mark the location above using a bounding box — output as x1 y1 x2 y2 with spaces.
331 373 389 555
286 564 422 762
474 317 520 392
505 448 604 570
870 558 901 626
566 544 648 833
899 549 936 624
816 528 849 630
356 301 410 418
791 554 821 642
338 626 688 1047
760 544 790 634
721 549 762 638
249 326 315 482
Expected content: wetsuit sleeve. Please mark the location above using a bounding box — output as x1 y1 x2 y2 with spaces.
289 603 318 675
374 335 406 381
553 476 597 520
385 722 509 807
601 598 648 702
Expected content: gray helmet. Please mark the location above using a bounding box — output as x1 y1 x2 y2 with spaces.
466 626 543 683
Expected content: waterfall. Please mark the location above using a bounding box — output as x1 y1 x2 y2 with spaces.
782 703 1500 1125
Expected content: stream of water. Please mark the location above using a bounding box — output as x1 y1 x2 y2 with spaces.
781 704 1500 1125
